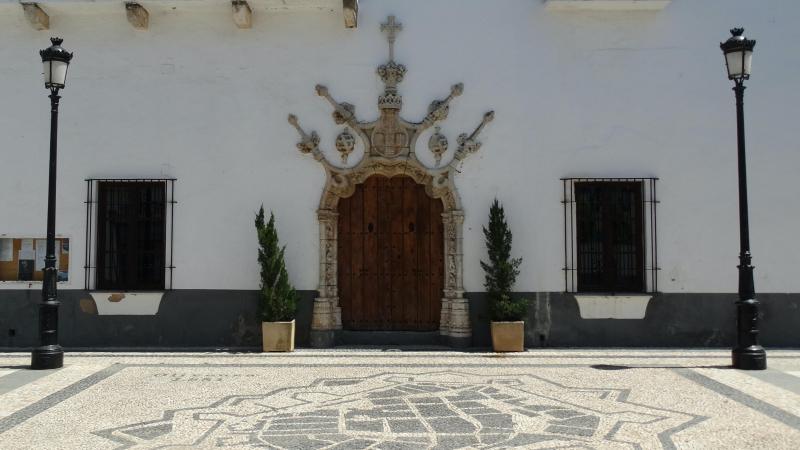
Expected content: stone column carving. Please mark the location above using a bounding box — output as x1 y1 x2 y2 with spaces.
441 210 470 347
311 209 340 347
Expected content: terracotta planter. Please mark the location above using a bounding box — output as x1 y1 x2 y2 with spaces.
491 321 525 352
262 320 295 352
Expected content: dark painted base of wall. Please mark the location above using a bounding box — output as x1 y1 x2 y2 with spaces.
1 290 798 349
466 292 800 349
0 290 314 349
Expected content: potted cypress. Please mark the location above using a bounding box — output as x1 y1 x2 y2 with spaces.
481 199 528 352
255 206 298 352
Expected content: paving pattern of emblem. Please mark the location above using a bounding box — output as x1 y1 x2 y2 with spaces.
96 371 702 449
1 350 799 449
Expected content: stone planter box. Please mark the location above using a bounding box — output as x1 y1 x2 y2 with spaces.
262 320 295 352
490 321 525 352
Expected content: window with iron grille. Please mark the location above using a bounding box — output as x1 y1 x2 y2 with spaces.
84 179 176 290
562 178 659 294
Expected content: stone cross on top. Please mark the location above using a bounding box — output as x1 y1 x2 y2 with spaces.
381 15 402 61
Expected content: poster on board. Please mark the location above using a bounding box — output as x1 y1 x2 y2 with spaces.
0 239 11 262
0 237 69 282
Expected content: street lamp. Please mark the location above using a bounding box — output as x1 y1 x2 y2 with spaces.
720 28 766 370
31 38 73 370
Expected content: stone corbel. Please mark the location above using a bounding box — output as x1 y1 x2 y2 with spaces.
125 2 149 30
343 0 358 29
232 0 252 29
21 3 49 31
453 111 495 163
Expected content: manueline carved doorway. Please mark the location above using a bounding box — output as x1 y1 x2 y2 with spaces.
288 15 494 347
338 176 444 331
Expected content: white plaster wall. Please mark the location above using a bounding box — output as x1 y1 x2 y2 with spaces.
0 0 798 293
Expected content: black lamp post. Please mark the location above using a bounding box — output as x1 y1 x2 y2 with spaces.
31 38 73 370
720 28 766 370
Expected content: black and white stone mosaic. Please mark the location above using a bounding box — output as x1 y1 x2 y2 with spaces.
95 371 703 449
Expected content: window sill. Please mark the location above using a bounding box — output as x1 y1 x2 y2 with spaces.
574 294 652 319
88 291 164 316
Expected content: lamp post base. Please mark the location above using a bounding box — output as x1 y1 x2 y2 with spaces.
31 345 64 370
732 345 767 370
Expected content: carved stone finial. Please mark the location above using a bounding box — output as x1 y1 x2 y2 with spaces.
335 128 356 163
428 126 448 167
287 114 321 159
381 15 403 61
453 111 494 162
424 83 465 126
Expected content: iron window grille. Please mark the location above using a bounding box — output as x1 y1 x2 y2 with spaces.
84 178 176 290
561 177 659 294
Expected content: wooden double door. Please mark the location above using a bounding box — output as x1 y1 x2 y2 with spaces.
338 176 444 331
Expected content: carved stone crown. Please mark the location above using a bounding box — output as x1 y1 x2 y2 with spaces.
377 61 406 88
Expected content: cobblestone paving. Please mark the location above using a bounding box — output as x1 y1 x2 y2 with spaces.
0 349 799 449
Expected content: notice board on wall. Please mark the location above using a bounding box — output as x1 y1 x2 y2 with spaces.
0 237 69 282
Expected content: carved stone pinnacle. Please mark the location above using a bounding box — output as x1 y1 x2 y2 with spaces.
381 15 402 61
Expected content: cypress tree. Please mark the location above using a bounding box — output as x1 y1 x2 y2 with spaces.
481 199 527 321
255 206 298 322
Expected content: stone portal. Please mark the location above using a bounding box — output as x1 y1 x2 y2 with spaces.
288 15 494 347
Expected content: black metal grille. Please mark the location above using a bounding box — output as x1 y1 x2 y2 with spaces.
562 178 658 293
84 179 176 290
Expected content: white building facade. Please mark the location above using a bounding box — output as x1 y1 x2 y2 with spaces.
1 0 798 349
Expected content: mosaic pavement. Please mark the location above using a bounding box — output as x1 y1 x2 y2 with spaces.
0 350 799 449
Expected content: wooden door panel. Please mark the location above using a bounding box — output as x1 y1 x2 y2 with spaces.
338 176 442 331
338 192 351 326
362 180 379 329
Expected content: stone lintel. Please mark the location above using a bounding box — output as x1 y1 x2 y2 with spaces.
343 0 358 29
232 0 252 29
21 3 49 31
125 2 148 30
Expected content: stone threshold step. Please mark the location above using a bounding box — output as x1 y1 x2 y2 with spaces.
337 331 441 346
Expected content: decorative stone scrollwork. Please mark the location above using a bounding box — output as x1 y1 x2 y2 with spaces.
428 126 448 167
335 129 356 163
286 15 494 348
